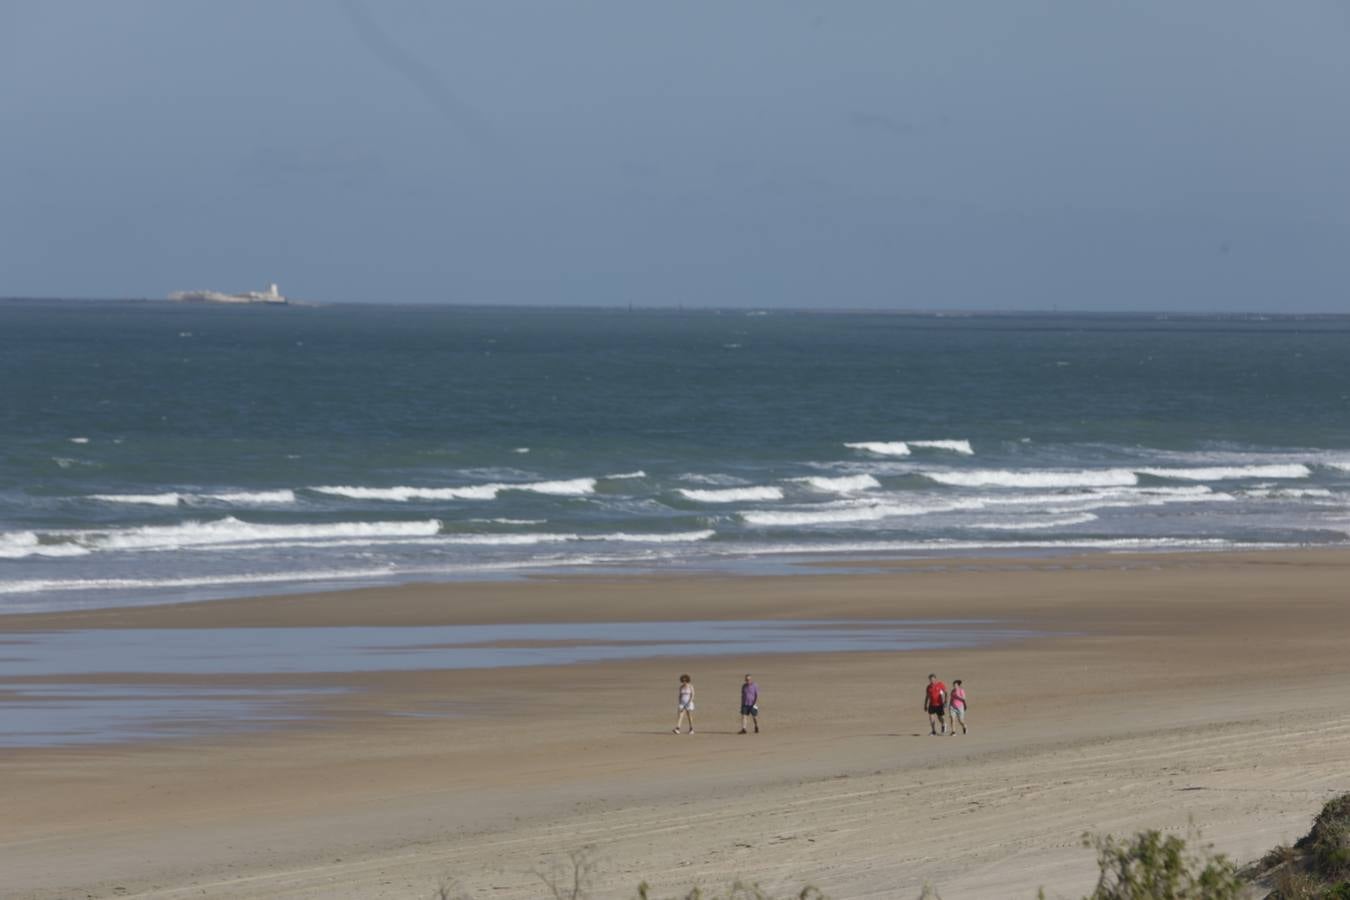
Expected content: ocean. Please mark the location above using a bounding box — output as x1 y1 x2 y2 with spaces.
3 300 1349 613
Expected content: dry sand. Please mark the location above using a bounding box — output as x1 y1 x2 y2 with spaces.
3 550 1350 898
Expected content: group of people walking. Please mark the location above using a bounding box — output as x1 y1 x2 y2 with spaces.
672 671 968 736
673 673 760 735
924 673 968 735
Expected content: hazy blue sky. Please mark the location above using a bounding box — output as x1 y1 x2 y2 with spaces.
2 1 1348 310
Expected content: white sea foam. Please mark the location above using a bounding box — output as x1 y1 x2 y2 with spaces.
1244 487 1335 499
313 477 596 502
313 485 497 501
469 518 548 525
844 441 911 456
793 475 881 493
924 469 1139 488
187 529 716 553
973 485 1213 508
0 533 92 559
678 473 750 486
594 530 714 543
0 568 403 597
1045 492 1236 514
512 447 531 454
678 486 785 503
89 490 298 507
742 505 909 526
90 492 184 506
433 530 713 546
16 520 712 558
909 439 975 455
68 437 90 444
969 513 1099 530
708 537 1279 557
513 477 596 496
741 498 984 527
1326 461 1350 472
1138 464 1311 481
41 518 443 554
606 471 647 480
205 490 298 505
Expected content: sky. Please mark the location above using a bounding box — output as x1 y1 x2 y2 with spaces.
1 1 1348 311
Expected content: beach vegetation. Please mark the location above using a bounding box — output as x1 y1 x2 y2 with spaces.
1245 794 1350 898
432 803 1350 900
1082 829 1242 899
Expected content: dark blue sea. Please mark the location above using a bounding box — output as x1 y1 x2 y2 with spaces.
3 301 1349 612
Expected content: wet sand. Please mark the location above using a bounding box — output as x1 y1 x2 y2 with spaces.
3 549 1350 898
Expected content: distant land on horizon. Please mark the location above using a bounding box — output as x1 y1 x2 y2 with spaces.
2 295 1350 320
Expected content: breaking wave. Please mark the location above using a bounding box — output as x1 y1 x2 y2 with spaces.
23 518 443 555
90 492 183 507
89 490 298 506
438 530 713 546
206 490 298 505
313 485 497 501
794 475 881 493
844 441 911 456
710 537 1281 557
1243 487 1335 499
741 498 984 527
909 439 975 455
0 533 92 559
924 469 1139 488
312 477 598 502
0 568 405 597
678 486 785 503
968 513 1100 530
1138 464 1311 480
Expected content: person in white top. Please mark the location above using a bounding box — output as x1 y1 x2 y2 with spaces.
673 673 696 734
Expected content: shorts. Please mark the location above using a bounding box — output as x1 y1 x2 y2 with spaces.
741 704 759 716
950 705 965 721
927 704 946 716
677 703 694 712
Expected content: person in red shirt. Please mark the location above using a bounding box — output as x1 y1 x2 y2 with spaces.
923 673 947 735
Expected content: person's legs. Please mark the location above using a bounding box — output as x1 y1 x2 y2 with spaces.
686 711 694 733
752 713 759 733
929 711 938 735
739 712 748 734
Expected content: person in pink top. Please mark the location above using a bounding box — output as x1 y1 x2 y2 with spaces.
948 679 968 735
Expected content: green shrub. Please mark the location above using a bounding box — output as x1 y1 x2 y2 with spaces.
1084 829 1243 900
1299 795 1350 883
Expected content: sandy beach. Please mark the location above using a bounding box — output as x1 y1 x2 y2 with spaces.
4 549 1350 898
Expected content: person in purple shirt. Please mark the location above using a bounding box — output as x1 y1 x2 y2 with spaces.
739 674 760 734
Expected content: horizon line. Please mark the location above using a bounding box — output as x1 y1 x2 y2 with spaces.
2 295 1348 319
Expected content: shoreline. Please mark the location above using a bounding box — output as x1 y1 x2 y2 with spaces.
3 548 1350 898
3 545 1343 632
